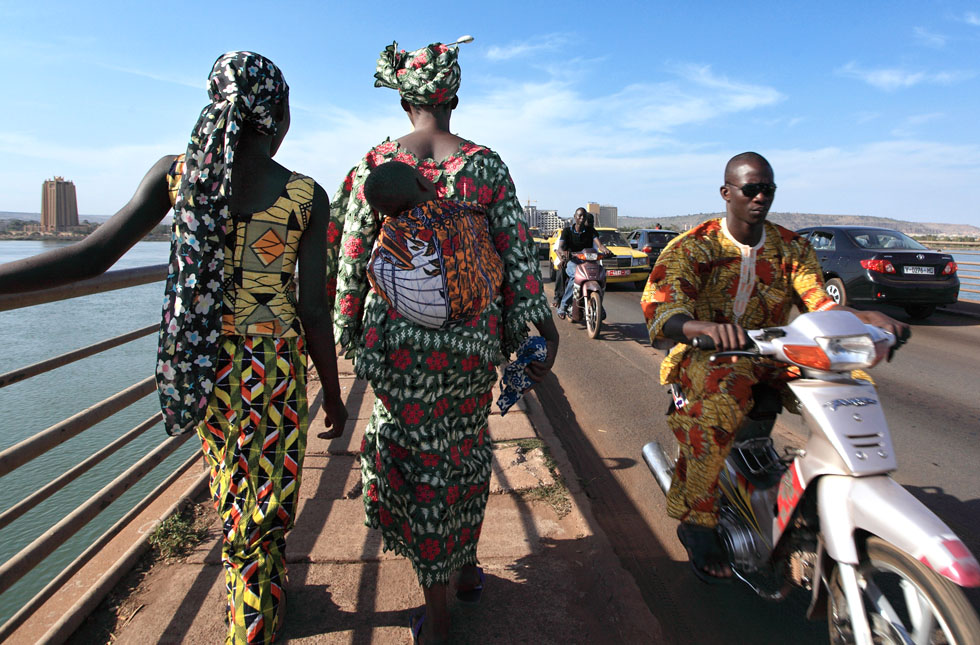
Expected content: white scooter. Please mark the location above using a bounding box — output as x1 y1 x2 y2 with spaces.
642 310 980 644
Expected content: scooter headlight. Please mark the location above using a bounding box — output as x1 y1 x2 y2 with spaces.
814 334 876 370
579 250 600 261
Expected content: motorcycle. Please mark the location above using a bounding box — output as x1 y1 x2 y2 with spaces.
562 248 609 339
642 310 980 644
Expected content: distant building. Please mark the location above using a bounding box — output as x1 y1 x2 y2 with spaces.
41 177 79 232
586 202 618 228
523 205 565 236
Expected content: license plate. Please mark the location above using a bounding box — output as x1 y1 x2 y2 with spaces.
903 266 934 275
607 269 629 277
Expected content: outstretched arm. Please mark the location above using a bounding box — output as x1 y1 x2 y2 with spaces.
0 155 176 294
297 182 348 436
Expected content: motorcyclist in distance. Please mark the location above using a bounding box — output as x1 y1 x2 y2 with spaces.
555 207 611 319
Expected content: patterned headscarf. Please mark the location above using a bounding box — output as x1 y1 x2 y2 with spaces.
157 51 289 435
374 41 461 106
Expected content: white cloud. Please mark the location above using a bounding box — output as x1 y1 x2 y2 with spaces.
964 12 980 26
913 27 947 48
5 62 978 227
836 61 974 91
485 34 568 61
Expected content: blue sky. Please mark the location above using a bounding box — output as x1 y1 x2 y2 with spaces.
1 1 978 226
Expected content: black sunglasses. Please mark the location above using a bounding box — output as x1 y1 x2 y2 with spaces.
726 182 777 198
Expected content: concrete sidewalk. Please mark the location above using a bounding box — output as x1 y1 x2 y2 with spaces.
92 358 664 644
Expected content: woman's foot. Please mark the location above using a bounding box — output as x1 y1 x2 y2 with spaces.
455 565 485 603
676 523 733 583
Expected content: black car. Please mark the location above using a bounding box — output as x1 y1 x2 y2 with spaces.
796 225 959 319
627 228 679 263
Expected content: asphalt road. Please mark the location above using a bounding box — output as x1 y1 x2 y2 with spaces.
534 271 980 644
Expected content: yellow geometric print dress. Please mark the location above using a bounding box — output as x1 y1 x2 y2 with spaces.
641 217 837 528
167 156 312 644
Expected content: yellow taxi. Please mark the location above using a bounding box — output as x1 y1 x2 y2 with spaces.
528 226 551 260
546 227 650 288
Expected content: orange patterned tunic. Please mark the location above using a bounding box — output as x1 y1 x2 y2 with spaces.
641 217 836 384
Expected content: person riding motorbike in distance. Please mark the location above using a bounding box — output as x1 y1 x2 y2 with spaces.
640 151 909 582
555 207 612 319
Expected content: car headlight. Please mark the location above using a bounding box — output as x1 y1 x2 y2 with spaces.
631 256 646 267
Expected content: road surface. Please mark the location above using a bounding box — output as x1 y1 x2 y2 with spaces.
534 273 980 644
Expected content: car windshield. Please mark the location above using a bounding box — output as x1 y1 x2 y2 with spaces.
847 229 927 251
597 230 629 246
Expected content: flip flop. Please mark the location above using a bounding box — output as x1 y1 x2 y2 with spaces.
455 567 485 604
410 611 426 644
676 523 733 585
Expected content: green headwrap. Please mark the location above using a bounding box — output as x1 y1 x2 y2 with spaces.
374 41 461 106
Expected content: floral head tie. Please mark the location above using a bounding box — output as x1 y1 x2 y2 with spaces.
157 51 288 436
374 41 461 106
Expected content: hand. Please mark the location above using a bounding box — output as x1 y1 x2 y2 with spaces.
317 397 349 439
525 339 558 383
603 249 615 258
695 322 749 353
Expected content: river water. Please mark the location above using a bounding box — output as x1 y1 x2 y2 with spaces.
0 240 200 626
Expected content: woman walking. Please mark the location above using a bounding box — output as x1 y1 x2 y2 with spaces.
328 40 559 643
0 51 347 644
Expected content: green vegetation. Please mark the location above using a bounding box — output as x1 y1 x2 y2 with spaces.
147 510 209 559
501 438 573 519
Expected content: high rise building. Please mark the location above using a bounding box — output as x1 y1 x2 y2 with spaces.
41 177 79 232
523 205 565 236
586 201 618 228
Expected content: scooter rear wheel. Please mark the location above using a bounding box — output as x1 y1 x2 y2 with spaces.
585 291 602 339
827 537 980 645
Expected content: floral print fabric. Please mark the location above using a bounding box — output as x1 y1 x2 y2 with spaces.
328 138 550 585
374 41 461 106
640 218 836 385
157 51 289 435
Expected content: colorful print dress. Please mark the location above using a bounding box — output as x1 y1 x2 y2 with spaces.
640 218 837 527
329 139 550 586
167 157 312 643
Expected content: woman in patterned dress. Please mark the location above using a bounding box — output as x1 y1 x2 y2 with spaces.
0 52 347 644
328 41 559 643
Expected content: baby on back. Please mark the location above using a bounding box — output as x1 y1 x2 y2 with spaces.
363 161 504 329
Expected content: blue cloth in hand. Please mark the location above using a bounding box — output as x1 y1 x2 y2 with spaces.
496 336 547 416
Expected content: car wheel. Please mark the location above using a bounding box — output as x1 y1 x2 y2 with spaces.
904 304 936 320
825 278 847 306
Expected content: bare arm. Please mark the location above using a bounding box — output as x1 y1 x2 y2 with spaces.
0 155 176 294
297 182 348 436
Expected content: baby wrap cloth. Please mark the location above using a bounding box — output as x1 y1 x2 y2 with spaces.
496 336 547 415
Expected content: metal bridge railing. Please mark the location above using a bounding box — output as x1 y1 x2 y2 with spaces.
0 265 208 643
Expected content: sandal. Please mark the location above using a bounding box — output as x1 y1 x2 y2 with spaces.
455 566 485 604
410 611 426 644
676 523 733 584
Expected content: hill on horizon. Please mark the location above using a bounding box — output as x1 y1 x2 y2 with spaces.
3 210 975 237
620 212 980 236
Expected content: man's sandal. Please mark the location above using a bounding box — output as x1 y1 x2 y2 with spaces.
676 523 733 584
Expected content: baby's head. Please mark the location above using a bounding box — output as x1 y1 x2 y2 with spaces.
364 161 438 217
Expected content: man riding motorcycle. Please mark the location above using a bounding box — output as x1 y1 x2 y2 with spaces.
639 152 908 582
556 207 611 319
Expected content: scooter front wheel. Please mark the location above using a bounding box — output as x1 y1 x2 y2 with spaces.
827 537 980 645
585 291 602 339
